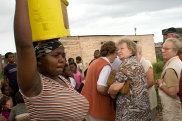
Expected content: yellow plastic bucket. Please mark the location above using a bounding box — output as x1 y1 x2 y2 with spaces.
28 0 70 42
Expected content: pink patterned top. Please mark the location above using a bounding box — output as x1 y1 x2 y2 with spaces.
73 70 83 89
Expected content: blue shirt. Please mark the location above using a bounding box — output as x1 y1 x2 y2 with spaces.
4 64 17 86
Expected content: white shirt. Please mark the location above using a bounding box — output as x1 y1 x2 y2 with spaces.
69 77 76 88
77 63 83 72
111 56 122 72
97 57 111 87
140 57 157 109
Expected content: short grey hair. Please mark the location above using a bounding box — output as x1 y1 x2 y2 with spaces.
165 38 182 55
116 38 137 56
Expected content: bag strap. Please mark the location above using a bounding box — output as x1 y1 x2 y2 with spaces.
120 70 131 80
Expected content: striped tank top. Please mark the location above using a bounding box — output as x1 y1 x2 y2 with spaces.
22 74 89 120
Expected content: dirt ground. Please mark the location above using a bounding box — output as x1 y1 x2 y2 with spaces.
155 109 163 121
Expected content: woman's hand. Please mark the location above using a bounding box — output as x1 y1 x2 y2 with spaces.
108 82 124 99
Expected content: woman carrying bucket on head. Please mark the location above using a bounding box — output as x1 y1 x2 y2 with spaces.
14 0 89 120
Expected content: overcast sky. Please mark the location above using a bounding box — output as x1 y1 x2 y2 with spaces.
0 0 182 55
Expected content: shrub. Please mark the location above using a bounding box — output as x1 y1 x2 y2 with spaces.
153 61 164 80
153 60 164 111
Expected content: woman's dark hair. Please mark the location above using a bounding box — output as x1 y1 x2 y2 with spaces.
100 41 116 57
15 91 24 103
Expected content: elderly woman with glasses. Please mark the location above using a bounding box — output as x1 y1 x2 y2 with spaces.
14 0 89 120
108 39 151 121
156 38 182 121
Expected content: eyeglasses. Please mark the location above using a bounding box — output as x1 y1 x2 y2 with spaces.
161 47 175 51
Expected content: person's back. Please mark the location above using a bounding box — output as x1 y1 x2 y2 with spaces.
136 45 157 121
178 56 182 107
177 35 182 107
81 41 117 121
82 58 115 121
178 71 182 107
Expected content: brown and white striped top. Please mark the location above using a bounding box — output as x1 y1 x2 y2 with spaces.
22 74 89 121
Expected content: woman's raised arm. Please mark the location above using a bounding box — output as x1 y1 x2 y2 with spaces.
14 0 41 97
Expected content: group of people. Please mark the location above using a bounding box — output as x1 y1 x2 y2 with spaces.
0 0 182 121
63 56 85 92
81 33 182 121
82 39 155 121
0 54 87 121
62 50 102 93
0 51 29 121
1 52 18 104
